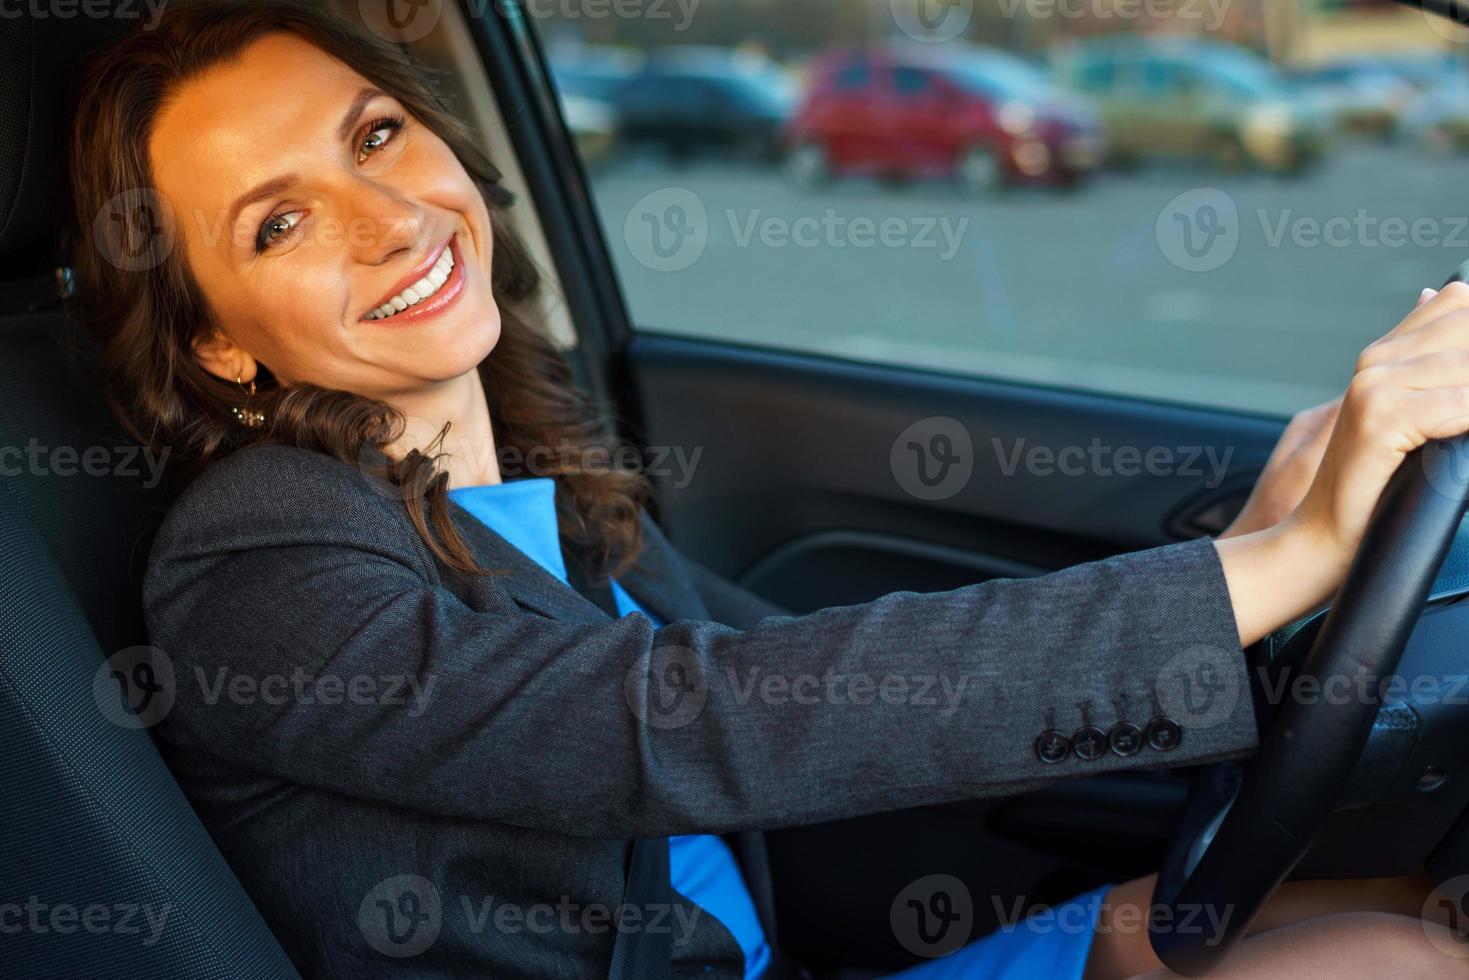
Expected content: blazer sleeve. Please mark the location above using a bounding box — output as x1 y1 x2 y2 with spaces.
143 443 1259 839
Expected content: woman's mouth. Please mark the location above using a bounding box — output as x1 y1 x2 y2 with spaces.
363 234 467 324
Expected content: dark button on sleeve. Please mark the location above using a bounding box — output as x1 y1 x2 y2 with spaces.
1146 716 1182 751
1035 730 1071 764
1108 722 1143 757
1071 726 1106 761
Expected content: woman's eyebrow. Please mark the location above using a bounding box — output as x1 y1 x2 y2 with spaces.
225 87 388 229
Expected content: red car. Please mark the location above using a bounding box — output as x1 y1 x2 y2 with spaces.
784 45 1106 192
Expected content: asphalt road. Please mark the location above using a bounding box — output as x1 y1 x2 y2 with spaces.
587 141 1468 417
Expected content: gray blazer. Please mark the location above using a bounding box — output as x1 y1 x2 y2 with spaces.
141 441 1260 978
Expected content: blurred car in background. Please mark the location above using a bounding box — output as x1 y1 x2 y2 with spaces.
1284 58 1417 139
1402 75 1469 152
548 48 635 164
1051 36 1327 174
783 44 1105 193
602 46 796 162
1372 51 1469 94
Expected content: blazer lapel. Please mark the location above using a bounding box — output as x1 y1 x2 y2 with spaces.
442 501 709 626
444 498 606 622
614 513 710 625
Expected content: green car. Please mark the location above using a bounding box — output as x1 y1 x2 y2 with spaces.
1051 37 1328 174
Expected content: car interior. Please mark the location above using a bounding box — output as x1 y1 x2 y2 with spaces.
8 0 1469 976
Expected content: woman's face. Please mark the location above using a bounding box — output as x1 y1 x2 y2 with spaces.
148 32 501 399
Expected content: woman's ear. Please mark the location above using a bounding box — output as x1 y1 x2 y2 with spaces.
191 328 259 385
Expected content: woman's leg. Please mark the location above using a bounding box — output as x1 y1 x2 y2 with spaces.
1125 912 1467 979
1083 871 1463 979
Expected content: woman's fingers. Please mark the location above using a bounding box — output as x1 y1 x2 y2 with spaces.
1353 347 1469 393
1360 281 1469 359
1358 302 1469 372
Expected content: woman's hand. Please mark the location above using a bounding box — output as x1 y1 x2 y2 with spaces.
1215 284 1469 646
1218 397 1340 539
1220 287 1442 540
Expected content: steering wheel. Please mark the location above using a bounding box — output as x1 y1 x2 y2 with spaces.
1146 431 1469 972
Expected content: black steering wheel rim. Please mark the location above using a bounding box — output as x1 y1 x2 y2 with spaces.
1147 434 1469 974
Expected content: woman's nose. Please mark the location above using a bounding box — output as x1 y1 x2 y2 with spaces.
342 181 425 266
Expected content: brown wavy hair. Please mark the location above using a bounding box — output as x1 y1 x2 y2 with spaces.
62 0 649 583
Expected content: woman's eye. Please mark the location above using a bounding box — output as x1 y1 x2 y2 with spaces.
256 210 302 253
358 115 405 163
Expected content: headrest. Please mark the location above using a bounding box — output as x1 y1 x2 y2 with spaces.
0 9 132 280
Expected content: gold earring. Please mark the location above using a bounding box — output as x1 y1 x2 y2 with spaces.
231 371 266 428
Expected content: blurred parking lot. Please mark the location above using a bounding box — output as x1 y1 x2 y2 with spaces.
591 141 1465 417
535 1 1469 417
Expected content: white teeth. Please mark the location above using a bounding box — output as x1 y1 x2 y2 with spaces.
367 243 457 320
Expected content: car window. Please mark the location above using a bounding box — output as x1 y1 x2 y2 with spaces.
529 11 1462 417
1142 59 1186 96
893 66 931 95
1076 57 1115 93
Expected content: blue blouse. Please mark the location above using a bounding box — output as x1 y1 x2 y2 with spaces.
448 477 772 980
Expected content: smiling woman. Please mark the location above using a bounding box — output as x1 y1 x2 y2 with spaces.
64 0 649 583
52 2 1469 979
